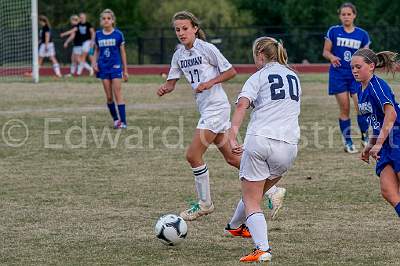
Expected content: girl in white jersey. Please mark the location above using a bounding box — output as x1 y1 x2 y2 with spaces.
158 11 286 222
227 37 301 263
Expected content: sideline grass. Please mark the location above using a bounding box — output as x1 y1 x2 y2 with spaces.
0 74 399 265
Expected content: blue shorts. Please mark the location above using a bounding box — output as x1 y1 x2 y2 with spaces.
328 70 359 95
376 144 400 176
96 71 122 80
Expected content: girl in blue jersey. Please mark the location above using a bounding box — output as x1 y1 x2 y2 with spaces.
351 48 400 217
93 9 128 129
323 2 370 153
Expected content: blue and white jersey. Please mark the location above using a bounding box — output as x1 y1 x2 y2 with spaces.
326 25 370 77
95 29 125 73
358 75 400 139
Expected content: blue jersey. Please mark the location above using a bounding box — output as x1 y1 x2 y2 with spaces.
326 25 370 78
95 29 125 74
358 75 400 139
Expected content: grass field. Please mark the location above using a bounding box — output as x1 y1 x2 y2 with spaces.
1 74 400 265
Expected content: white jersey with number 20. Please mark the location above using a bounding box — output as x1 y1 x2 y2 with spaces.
237 62 301 144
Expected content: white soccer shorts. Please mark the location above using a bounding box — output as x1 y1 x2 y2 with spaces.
39 42 55 57
82 40 92 53
196 107 231 134
239 135 297 181
72 46 82 55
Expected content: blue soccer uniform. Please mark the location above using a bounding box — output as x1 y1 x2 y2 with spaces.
357 75 400 176
326 25 370 95
95 29 125 80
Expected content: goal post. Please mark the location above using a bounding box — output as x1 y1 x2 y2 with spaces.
0 0 38 82
32 0 39 83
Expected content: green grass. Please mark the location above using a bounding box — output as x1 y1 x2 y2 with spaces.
0 74 399 265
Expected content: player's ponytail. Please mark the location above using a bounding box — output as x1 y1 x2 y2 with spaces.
253 37 291 69
354 48 399 75
100 9 116 27
172 11 206 41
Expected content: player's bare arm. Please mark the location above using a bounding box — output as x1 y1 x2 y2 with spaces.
195 67 237 93
157 79 178 96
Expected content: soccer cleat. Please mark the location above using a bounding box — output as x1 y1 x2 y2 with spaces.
344 143 358 154
239 248 272 263
268 187 286 220
224 223 251 238
113 120 121 129
180 201 214 221
119 122 127 129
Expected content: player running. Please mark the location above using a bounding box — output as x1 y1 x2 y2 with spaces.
93 9 128 129
158 11 286 222
226 37 301 263
352 48 400 218
323 2 370 153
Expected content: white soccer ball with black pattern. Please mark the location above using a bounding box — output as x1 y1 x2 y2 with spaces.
155 214 187 246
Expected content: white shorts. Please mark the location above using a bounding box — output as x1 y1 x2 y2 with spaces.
72 46 82 55
196 108 231 134
39 42 55 57
82 40 91 53
239 135 297 181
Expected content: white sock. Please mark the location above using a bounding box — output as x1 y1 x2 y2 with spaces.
53 64 61 77
265 185 278 198
229 199 246 228
70 63 76 74
246 212 270 251
83 62 92 71
77 63 84 75
192 164 211 206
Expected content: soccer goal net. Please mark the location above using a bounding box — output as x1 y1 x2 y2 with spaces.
0 0 38 82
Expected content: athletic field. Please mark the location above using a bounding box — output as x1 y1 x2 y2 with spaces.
1 74 399 265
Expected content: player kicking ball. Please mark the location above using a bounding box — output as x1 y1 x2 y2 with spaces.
158 11 286 222
226 37 301 263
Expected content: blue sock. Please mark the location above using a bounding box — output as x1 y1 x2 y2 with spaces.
107 102 118 121
357 115 369 135
339 119 352 145
395 202 400 217
118 104 126 124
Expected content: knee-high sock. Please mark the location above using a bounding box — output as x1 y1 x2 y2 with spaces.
229 199 246 228
192 164 211 205
339 118 352 145
117 104 126 124
357 115 369 134
107 102 118 121
246 212 270 251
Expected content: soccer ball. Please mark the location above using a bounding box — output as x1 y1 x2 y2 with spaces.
155 214 187 246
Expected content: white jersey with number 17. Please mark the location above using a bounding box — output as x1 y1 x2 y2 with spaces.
237 62 301 144
167 38 232 115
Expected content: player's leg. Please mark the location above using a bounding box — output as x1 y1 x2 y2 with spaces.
240 178 273 263
380 165 400 217
49 55 62 78
180 129 218 221
335 91 357 153
111 77 126 128
102 78 119 127
351 93 369 147
214 133 286 222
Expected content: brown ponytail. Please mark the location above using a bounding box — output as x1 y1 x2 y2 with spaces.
172 11 206 41
354 48 399 75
